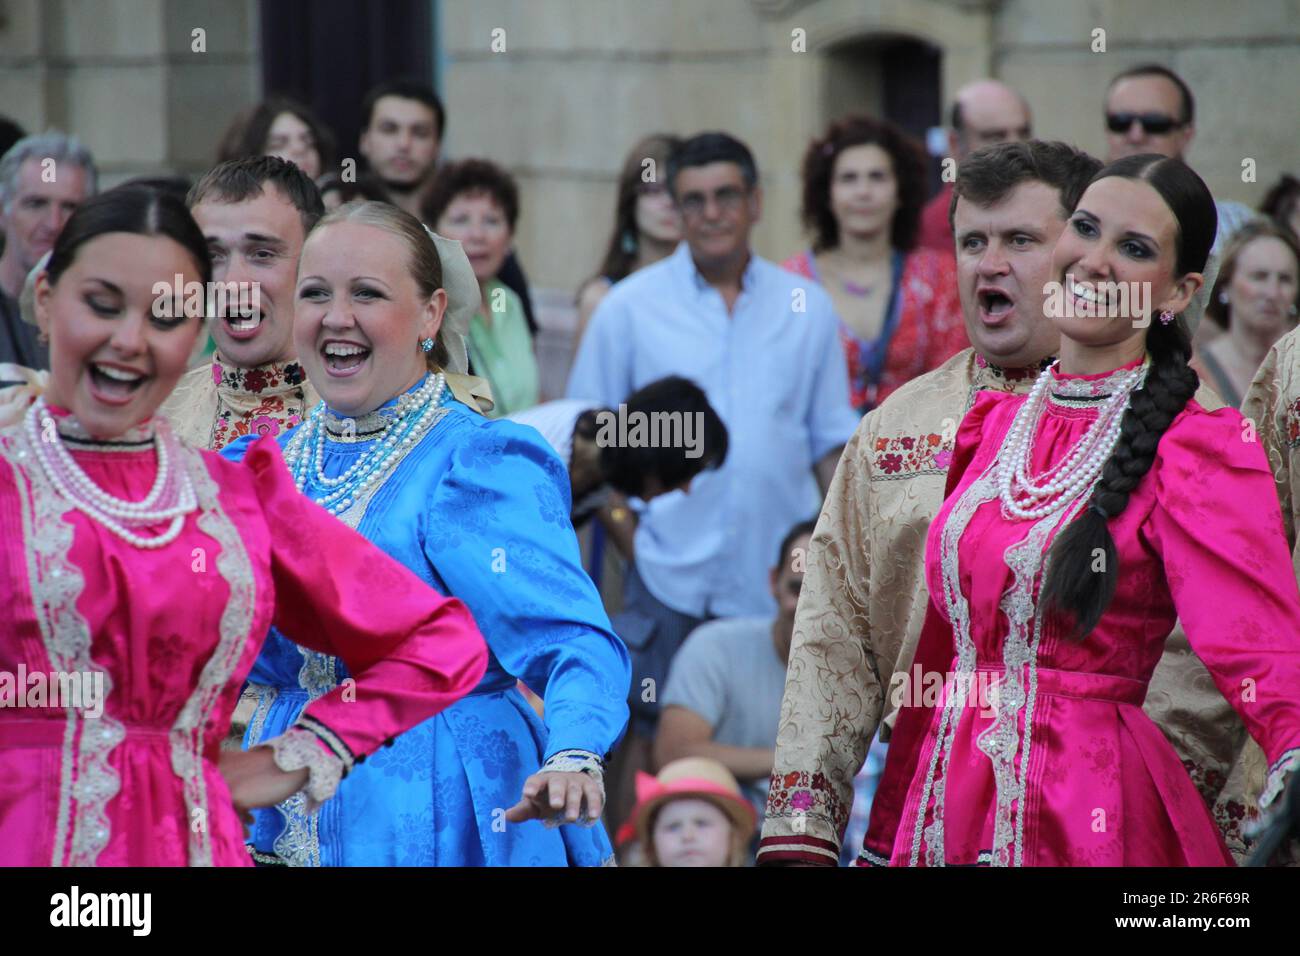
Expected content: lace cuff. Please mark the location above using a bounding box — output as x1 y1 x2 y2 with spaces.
1260 747 1300 811
266 727 345 812
538 750 605 828
540 748 605 782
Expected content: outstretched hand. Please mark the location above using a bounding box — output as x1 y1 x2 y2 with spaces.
504 770 603 826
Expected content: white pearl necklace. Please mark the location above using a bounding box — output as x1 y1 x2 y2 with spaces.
284 373 448 516
996 360 1148 521
25 398 197 549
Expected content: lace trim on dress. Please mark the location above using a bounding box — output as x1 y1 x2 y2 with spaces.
272 404 450 865
914 424 1100 867
244 683 279 749
915 463 997 866
266 727 345 811
981 493 1090 867
859 846 890 867
172 442 258 866
1 430 126 867
297 713 355 772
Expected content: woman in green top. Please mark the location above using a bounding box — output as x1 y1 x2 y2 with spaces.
424 159 540 417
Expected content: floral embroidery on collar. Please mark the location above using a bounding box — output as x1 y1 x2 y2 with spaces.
208 356 311 450
213 358 306 394
974 353 1054 387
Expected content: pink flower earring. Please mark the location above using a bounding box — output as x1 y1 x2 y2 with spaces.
1158 310 1176 325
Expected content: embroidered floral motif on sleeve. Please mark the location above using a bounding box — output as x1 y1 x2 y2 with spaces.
871 431 951 478
765 768 850 836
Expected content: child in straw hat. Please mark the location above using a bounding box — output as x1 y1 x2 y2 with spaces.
619 757 756 866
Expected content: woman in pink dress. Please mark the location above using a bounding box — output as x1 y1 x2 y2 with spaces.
863 154 1300 866
0 185 488 866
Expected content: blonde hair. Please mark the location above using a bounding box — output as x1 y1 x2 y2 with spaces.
1204 219 1300 330
309 199 449 369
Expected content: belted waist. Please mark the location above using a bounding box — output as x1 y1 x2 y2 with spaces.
0 716 175 747
974 663 1146 706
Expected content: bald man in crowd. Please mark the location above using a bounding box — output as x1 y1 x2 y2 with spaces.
917 79 1032 253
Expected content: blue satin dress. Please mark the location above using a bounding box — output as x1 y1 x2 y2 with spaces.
224 385 631 866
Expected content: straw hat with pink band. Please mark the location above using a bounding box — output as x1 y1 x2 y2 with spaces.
619 757 757 858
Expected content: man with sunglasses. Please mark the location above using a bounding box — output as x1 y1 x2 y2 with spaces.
1105 63 1255 251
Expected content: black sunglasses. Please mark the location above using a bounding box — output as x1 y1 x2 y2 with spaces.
1106 112 1183 135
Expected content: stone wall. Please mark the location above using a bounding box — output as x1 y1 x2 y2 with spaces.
0 0 260 185
995 0 1300 207
439 0 1298 296
2 0 1295 293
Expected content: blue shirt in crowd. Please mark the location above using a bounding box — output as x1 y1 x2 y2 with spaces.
566 241 857 617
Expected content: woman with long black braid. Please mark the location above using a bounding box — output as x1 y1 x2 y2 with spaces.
860 154 1300 866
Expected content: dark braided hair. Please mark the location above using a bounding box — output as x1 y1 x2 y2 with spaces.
1039 154 1217 638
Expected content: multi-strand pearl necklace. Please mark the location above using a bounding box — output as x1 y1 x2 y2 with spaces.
996 360 1148 521
25 397 197 549
284 372 448 516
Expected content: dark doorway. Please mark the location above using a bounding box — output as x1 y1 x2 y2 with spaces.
823 33 945 195
259 0 436 166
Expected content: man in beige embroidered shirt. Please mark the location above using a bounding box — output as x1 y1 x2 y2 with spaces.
1236 326 1300 861
759 140 1253 865
161 156 323 450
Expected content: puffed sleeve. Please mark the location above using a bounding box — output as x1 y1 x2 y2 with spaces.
421 419 631 763
1147 405 1300 814
758 416 880 866
241 437 490 804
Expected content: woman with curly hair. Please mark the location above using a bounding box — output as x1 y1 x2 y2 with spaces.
784 115 967 413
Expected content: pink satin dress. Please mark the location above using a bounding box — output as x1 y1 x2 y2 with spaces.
864 362 1300 866
0 408 488 866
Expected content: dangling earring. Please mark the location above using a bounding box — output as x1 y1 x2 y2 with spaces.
419 337 435 353
1158 309 1176 325
1217 291 1229 304
620 230 637 256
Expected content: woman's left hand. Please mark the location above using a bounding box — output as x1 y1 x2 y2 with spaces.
504 770 603 826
